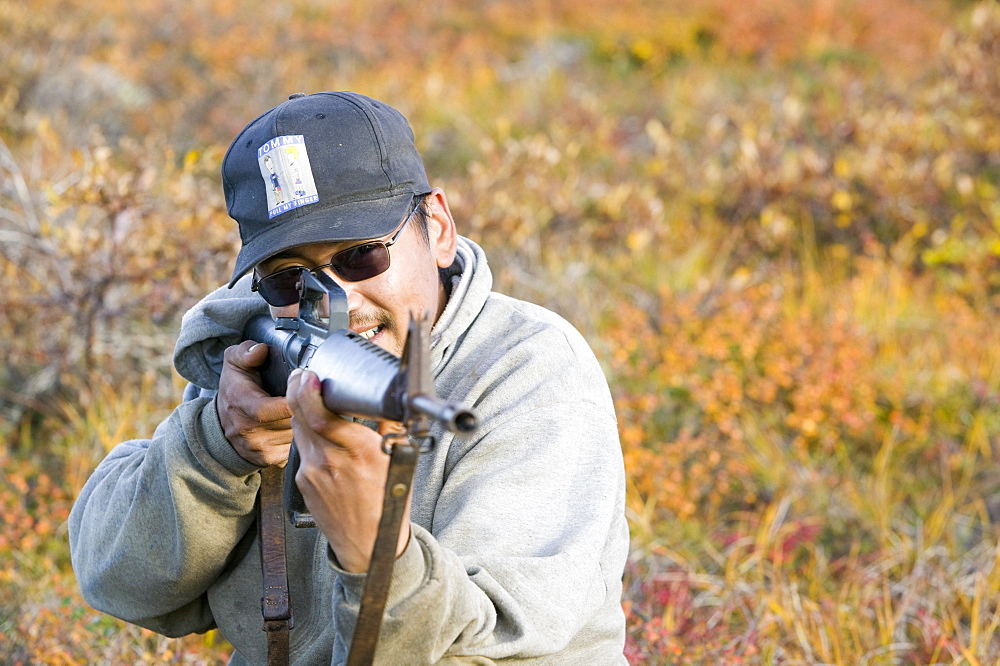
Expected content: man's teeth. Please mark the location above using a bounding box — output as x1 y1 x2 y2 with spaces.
358 325 381 340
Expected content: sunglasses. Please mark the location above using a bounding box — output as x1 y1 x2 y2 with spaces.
251 200 421 307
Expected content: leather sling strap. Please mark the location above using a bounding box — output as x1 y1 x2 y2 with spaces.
259 464 292 665
346 439 419 666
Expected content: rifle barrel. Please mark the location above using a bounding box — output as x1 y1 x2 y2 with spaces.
409 394 478 434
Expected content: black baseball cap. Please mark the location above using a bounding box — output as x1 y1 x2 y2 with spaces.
223 91 431 287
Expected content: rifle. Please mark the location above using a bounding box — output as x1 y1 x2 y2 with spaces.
242 269 478 665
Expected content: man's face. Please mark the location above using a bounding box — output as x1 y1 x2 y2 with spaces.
255 189 458 357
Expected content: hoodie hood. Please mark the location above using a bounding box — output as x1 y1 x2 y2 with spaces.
173 277 269 390
429 236 492 376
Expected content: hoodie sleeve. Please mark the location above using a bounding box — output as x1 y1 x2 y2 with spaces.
68 395 263 635
69 279 267 635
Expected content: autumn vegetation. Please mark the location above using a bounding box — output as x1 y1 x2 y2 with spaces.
1 0 999 663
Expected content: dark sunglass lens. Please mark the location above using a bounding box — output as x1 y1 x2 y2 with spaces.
332 243 390 281
258 268 303 306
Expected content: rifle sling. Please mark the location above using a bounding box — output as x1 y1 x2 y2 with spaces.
259 464 292 666
346 440 419 666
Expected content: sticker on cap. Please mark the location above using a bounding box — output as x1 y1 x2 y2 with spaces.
257 135 319 218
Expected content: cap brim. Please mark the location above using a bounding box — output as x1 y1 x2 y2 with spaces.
227 191 416 287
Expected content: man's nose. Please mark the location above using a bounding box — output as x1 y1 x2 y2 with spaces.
344 289 365 313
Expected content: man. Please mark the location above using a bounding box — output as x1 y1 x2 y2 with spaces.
69 91 629 664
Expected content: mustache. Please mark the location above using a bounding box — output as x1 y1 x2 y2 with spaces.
350 308 399 333
350 309 404 356
350 309 396 333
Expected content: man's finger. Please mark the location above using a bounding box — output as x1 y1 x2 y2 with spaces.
287 370 362 444
225 340 269 372
254 396 293 426
378 420 406 437
287 369 329 432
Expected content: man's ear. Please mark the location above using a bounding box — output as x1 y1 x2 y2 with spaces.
423 188 458 268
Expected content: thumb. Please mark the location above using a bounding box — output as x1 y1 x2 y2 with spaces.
231 340 269 371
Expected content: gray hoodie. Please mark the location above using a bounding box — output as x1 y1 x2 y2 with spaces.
69 237 629 665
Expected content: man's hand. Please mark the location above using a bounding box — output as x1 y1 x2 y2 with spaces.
286 368 411 573
216 341 294 467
